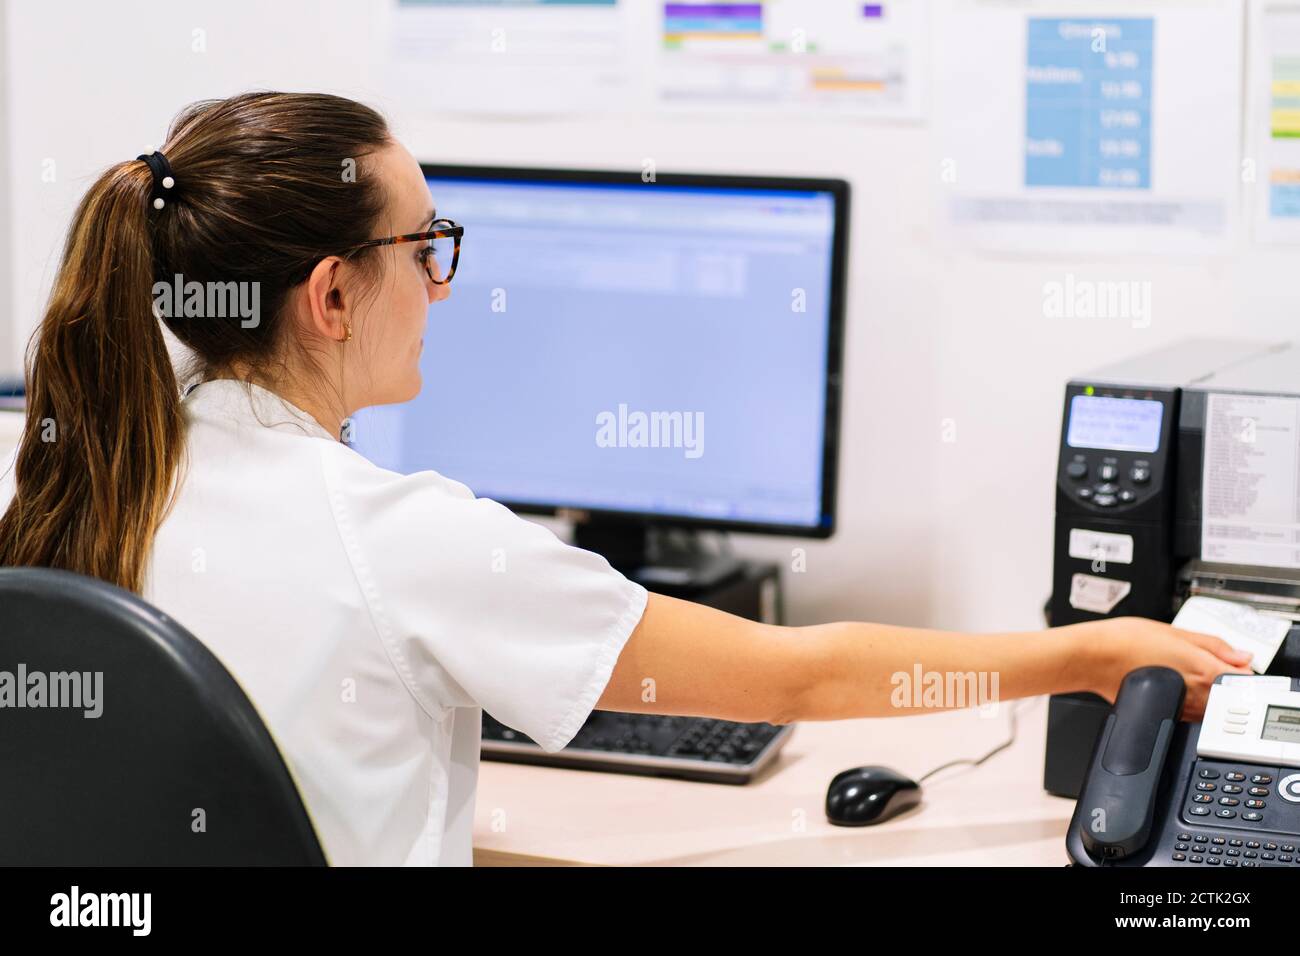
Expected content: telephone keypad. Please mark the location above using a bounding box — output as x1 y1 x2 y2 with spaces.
1170 760 1300 866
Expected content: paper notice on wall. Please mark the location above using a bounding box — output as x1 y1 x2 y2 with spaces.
1202 392 1300 569
655 0 929 120
935 0 1243 255
1173 596 1291 674
385 0 634 116
1248 1 1300 243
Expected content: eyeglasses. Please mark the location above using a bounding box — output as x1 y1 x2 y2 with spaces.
340 218 464 285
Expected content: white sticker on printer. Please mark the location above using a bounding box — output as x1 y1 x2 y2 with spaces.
1069 573 1132 614
1068 528 1134 566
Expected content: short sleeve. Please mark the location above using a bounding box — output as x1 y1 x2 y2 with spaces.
320 444 649 753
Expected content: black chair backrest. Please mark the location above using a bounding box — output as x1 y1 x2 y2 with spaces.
0 567 327 865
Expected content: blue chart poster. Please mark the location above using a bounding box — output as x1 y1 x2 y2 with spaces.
1025 18 1154 189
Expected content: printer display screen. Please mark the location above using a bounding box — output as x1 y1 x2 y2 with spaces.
1066 395 1164 453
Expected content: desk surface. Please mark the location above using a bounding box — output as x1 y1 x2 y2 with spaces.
472 694 1076 866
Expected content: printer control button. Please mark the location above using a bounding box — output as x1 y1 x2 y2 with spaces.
1095 482 1119 494
1077 487 1093 500
1093 493 1117 507
1098 464 1119 481
1066 461 1088 480
1118 490 1137 504
1131 466 1151 484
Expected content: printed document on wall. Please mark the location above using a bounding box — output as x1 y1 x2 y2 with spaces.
655 0 929 120
385 0 634 116
936 0 1243 255
1248 1 1300 243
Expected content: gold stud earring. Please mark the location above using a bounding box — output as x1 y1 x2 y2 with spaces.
340 322 352 343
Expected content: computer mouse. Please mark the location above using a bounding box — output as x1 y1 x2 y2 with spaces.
825 765 922 827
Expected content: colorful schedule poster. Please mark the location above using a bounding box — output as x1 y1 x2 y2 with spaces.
936 0 1242 256
1248 1 1300 243
1024 18 1154 190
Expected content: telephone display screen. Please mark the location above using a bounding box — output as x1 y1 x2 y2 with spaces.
1067 395 1164 453
1262 705 1300 744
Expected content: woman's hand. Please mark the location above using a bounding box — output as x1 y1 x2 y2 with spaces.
1087 616 1254 720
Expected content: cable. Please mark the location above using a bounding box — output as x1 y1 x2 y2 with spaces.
915 697 1027 784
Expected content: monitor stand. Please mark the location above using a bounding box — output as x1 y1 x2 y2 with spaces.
572 518 743 594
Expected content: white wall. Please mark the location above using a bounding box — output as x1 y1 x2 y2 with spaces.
0 0 11 374
4 0 1298 635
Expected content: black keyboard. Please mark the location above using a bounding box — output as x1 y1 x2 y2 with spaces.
481 711 793 784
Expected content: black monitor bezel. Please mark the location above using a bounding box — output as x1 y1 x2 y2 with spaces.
417 162 849 540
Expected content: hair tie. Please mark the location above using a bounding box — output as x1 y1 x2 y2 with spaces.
136 149 177 210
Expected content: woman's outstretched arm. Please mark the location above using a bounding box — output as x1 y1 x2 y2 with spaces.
595 593 1254 724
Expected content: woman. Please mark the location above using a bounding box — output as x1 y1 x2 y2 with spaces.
0 92 1249 865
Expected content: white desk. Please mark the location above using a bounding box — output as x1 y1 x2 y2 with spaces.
472 694 1076 866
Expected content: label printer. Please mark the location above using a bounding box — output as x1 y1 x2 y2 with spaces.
1046 339 1300 797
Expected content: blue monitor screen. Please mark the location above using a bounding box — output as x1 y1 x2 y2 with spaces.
347 173 839 530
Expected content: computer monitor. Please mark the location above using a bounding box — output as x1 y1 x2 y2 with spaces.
348 165 849 560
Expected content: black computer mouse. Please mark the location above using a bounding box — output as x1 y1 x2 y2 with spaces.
825 765 922 827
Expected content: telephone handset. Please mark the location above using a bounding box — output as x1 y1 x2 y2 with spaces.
1068 669 1300 867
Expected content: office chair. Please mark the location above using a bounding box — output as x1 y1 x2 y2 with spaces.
0 566 327 865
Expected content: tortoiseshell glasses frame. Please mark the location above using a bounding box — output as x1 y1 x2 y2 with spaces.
339 218 464 285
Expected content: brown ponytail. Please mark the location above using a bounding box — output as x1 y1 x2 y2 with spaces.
0 92 391 592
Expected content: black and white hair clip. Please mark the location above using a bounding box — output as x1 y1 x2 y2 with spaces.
136 149 177 210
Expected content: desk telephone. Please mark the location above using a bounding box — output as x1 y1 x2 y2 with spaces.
1068 668 1300 866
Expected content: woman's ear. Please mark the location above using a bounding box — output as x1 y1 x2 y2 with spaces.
304 256 348 342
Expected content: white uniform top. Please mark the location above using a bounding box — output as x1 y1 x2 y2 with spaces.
0 379 648 866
